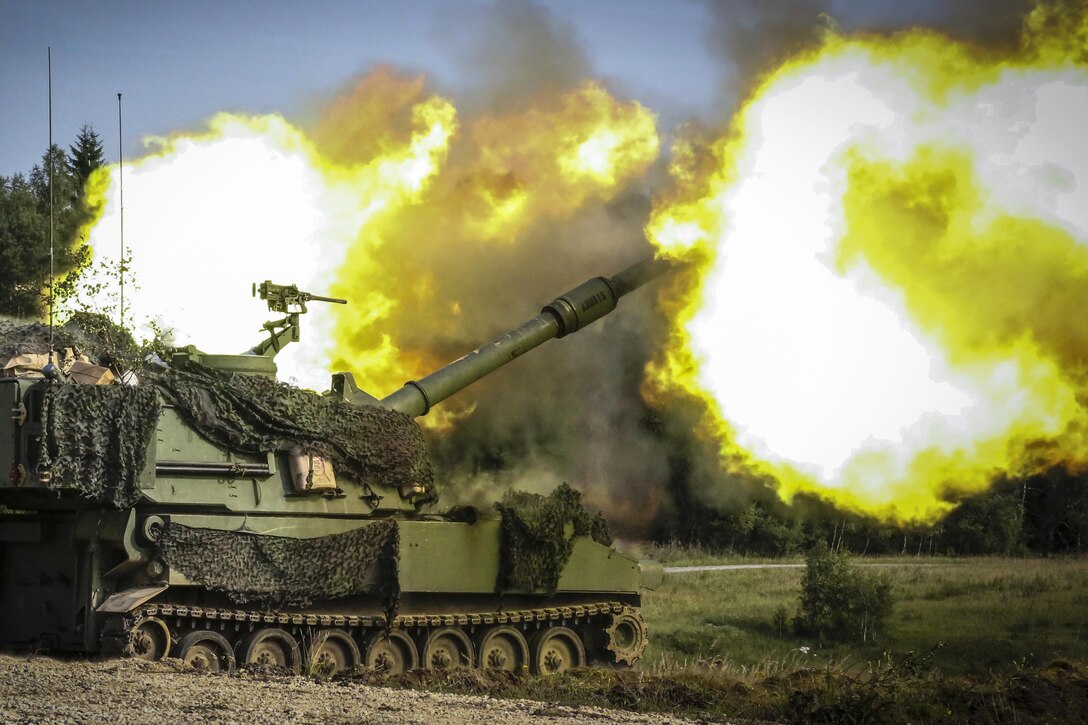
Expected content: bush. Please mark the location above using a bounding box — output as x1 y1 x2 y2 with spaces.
772 605 790 637
794 542 893 643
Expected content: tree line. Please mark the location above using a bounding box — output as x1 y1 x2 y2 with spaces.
0 125 104 317
654 464 1088 557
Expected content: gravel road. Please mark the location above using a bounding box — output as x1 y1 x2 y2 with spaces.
0 654 701 724
664 562 953 573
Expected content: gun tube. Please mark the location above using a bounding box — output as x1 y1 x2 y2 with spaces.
380 255 671 417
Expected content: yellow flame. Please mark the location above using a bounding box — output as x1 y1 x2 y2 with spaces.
76 93 456 389
647 5 1088 523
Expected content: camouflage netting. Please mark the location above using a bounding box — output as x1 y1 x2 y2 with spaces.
158 520 399 610
495 483 613 593
38 385 161 507
0 315 138 368
7 315 435 501
148 363 435 498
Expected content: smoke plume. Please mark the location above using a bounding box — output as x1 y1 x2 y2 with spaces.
701 0 1034 114
314 4 670 534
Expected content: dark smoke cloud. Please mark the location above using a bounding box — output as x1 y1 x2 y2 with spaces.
424 192 674 535
431 0 593 115
702 0 1035 113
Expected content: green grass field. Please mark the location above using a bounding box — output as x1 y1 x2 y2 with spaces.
640 554 1088 677
366 554 1088 722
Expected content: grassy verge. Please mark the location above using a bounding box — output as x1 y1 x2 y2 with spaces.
339 657 1088 723
641 556 1088 675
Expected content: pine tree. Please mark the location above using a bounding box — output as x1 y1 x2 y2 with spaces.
66 123 105 192
0 140 92 317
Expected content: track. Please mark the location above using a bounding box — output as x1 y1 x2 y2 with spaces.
665 561 953 574
664 563 805 573
106 599 648 675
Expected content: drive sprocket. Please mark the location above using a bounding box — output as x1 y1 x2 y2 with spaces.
604 606 648 665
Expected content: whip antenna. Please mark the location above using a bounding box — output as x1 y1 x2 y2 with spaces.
117 92 124 327
47 47 55 366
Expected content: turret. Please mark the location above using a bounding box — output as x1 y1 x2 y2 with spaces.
332 255 671 416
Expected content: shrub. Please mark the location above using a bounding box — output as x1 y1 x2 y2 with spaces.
794 542 893 643
771 605 790 637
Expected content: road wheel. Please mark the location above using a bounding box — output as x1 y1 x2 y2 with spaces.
128 617 172 661
421 627 474 670
530 626 584 675
237 628 302 674
364 630 418 674
476 626 529 672
306 628 361 677
178 630 235 673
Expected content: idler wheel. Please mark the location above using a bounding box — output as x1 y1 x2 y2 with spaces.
178 630 236 673
604 607 649 666
475 626 529 672
128 617 172 661
306 628 361 677
364 630 418 674
530 626 584 675
140 515 165 544
421 627 474 670
237 628 302 674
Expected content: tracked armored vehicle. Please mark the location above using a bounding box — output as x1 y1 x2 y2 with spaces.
0 257 666 675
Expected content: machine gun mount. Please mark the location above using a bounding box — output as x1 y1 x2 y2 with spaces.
251 281 347 358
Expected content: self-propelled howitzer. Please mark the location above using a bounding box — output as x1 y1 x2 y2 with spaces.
0 255 670 676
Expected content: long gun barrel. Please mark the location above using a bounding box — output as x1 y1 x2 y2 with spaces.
380 255 672 417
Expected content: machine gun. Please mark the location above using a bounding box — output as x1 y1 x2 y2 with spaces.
251 281 347 358
255 281 347 316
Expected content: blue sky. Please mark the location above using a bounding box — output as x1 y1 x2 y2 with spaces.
0 0 1034 178
0 0 723 177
